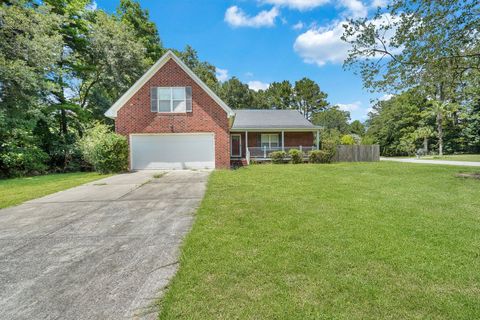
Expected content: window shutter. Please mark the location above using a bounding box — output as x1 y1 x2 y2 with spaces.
186 86 192 112
150 87 158 112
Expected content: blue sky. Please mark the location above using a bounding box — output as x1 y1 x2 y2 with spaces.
96 0 391 121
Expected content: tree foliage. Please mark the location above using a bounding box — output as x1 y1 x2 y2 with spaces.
117 0 163 63
293 78 329 120
78 123 128 173
218 77 254 110
0 0 155 177
344 0 479 156
313 106 351 133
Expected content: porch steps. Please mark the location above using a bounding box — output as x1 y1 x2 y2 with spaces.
230 159 248 168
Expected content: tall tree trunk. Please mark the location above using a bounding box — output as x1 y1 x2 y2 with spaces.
437 82 445 156
60 108 68 136
437 112 443 156
423 137 428 153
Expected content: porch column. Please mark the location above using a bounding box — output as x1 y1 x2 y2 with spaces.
316 130 320 150
281 130 285 151
245 130 248 157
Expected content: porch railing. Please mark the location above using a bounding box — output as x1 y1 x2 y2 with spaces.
247 146 317 160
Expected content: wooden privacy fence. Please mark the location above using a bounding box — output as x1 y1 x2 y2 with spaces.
334 145 380 162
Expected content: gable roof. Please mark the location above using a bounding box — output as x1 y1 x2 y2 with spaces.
231 109 320 130
104 50 234 119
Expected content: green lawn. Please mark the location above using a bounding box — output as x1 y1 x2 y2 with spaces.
159 162 480 319
0 172 110 209
425 154 480 162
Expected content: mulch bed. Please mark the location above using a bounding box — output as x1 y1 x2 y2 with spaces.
455 173 480 179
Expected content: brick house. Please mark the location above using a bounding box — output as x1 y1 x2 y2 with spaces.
105 51 320 170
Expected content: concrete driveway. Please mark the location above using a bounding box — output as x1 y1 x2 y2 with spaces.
0 170 210 319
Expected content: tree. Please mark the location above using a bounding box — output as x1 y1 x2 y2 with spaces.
177 45 219 91
413 126 433 154
349 120 366 136
343 0 479 96
366 91 428 156
0 1 63 176
293 78 328 120
251 89 270 109
116 0 163 63
340 134 356 145
218 77 254 109
265 81 293 110
312 106 350 133
0 0 156 175
80 10 148 110
459 101 480 153
343 0 480 154
424 100 458 156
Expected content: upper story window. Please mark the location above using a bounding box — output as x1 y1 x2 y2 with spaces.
150 87 192 113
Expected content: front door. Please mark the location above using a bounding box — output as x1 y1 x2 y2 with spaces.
231 134 242 157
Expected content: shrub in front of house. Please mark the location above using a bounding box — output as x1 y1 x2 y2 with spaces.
270 151 287 164
78 123 128 174
288 148 303 164
309 150 334 163
309 139 337 163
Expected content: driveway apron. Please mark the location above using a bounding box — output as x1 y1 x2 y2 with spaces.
0 170 209 320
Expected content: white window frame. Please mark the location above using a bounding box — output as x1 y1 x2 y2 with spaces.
151 87 191 113
261 133 279 148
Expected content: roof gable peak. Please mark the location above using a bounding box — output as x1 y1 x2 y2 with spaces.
104 50 234 118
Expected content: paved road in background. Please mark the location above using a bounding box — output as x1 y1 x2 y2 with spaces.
381 157 480 167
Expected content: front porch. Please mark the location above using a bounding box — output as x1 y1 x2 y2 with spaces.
230 130 320 164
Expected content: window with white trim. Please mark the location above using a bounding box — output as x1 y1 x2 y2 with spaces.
150 87 192 113
261 133 279 148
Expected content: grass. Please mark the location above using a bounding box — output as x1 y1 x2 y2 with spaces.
159 162 480 320
0 172 110 209
425 154 480 162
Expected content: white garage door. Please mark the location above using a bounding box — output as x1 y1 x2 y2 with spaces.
130 134 215 170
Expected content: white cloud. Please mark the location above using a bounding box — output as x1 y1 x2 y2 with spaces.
337 101 361 112
294 13 399 66
379 93 394 101
294 20 350 66
363 106 378 118
86 0 97 11
245 72 254 77
261 0 329 11
371 0 389 8
225 6 279 28
216 68 229 82
293 21 305 30
248 80 270 91
339 0 367 18
262 0 368 16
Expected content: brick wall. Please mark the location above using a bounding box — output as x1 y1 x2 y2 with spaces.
115 59 230 169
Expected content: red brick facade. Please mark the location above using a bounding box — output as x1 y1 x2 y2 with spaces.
115 59 231 169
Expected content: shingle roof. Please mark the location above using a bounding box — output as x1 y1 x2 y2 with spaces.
231 109 318 129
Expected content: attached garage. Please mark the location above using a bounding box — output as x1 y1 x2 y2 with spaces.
130 133 215 170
